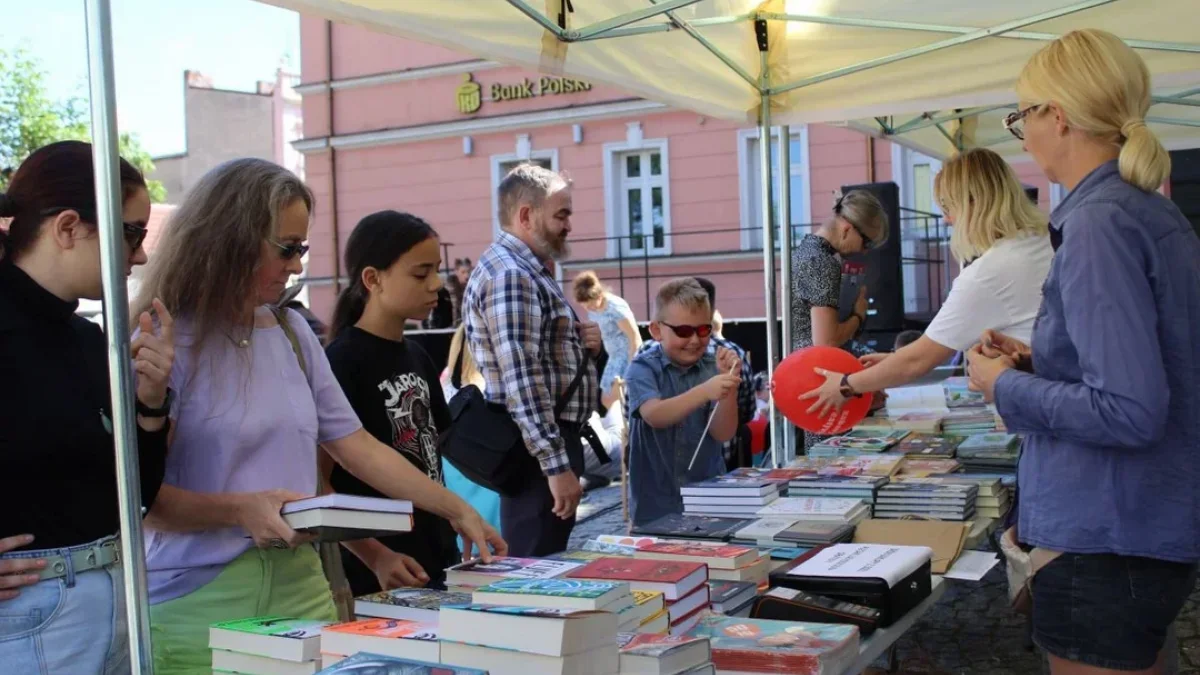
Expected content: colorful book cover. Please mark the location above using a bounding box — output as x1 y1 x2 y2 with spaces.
594 534 661 549
897 434 963 456
580 539 640 555
445 604 601 619
958 433 1019 451
475 578 624 599
210 616 327 639
617 632 709 656
314 651 486 674
445 556 581 580
546 549 613 563
324 619 439 641
683 615 858 674
355 588 471 611
633 590 665 608
568 558 706 584
637 542 755 559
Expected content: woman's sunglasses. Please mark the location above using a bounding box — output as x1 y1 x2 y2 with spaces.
662 322 713 339
42 207 147 250
270 240 310 260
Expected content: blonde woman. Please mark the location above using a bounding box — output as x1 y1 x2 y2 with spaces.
135 159 504 674
965 30 1200 675
802 148 1051 414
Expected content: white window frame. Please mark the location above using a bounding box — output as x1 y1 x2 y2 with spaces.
490 148 559 239
891 142 945 314
1049 182 1067 209
737 126 811 251
603 136 671 259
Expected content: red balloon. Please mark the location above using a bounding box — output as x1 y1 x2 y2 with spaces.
772 346 875 435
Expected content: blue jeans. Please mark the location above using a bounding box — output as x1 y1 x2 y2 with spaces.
0 536 130 675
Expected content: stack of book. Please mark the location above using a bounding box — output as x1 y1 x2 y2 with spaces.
472 578 635 628
942 408 1001 436
440 604 619 675
896 475 1011 520
280 495 413 542
353 587 471 623
616 633 714 675
680 476 782 519
444 556 583 593
956 433 1021 469
731 517 853 549
707 580 758 616
786 474 887 514
895 433 963 459
629 591 670 634
889 412 945 434
633 541 769 587
312 653 485 674
755 497 871 527
683 615 859 675
808 429 910 457
943 376 986 408
320 618 440 667
874 482 978 521
897 457 962 477
568 558 711 635
209 617 328 675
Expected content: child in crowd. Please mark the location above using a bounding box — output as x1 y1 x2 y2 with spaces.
893 330 922 351
625 278 742 526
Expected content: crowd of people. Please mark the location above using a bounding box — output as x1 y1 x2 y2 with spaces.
0 27 1195 675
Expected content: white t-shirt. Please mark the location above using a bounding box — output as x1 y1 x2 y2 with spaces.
924 234 1053 351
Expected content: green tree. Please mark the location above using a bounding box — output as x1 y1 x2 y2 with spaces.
0 48 166 202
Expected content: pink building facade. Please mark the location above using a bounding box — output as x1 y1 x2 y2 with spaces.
295 20 1056 326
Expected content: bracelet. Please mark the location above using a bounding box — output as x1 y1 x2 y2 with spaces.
839 374 860 399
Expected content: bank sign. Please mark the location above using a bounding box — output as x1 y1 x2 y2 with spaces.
456 74 592 114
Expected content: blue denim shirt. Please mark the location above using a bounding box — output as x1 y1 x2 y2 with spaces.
995 161 1200 563
625 343 727 526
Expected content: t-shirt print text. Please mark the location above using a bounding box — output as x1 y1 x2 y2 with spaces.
377 372 442 484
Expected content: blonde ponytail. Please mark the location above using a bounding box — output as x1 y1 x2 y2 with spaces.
1119 119 1171 192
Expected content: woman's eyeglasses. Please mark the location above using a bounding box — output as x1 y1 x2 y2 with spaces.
41 207 147 250
662 322 713 339
1003 105 1041 141
270 240 310 260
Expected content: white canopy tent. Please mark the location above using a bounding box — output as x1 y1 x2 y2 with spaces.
81 1 1200 671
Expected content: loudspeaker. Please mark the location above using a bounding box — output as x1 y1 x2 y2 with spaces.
839 181 904 332
1023 185 1039 204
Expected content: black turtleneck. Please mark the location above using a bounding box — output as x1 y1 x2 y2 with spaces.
0 260 168 549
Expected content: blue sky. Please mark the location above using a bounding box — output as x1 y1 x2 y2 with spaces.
2 0 301 157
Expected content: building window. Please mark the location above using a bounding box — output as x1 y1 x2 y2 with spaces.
738 127 811 251
604 137 670 258
490 150 557 237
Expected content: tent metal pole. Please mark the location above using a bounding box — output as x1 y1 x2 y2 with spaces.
756 33 782 468
890 105 1014 135
504 0 567 38
575 14 749 41
572 0 705 40
768 0 1116 96
83 0 154 672
670 11 759 89
777 126 796 463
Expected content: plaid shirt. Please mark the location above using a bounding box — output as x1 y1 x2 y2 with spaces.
463 231 597 476
636 336 755 426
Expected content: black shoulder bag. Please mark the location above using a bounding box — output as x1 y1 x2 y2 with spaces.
440 348 592 497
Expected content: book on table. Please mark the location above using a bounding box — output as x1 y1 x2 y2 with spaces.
280 494 413 542
682 614 859 675
444 556 582 589
633 542 760 570
212 649 322 675
568 557 709 602
631 514 756 542
209 616 329 664
707 580 758 615
313 651 487 674
755 497 870 525
439 604 620 675
319 618 440 664
617 632 712 675
352 587 471 623
472 577 633 612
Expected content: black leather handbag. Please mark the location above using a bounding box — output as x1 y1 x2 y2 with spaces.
440 351 591 497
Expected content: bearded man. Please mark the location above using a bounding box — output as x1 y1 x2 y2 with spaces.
461 163 601 556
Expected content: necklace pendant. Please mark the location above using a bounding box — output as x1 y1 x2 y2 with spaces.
238 338 251 348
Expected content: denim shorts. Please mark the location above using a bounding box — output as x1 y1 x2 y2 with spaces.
0 534 130 675
1032 552 1198 671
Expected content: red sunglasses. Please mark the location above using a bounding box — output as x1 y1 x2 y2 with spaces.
662 322 713 339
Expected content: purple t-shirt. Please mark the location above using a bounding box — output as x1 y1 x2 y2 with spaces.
144 307 362 604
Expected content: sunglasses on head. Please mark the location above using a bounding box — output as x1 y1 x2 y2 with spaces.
43 207 148 251
270 240 310 260
833 197 874 251
662 322 713 339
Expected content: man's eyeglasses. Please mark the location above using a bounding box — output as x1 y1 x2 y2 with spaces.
1003 105 1041 141
42 207 147 251
662 322 713 339
270 240 310 260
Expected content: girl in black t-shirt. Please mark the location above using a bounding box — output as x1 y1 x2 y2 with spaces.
324 210 462 593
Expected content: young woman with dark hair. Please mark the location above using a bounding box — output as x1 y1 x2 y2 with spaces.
324 211 464 592
0 140 176 673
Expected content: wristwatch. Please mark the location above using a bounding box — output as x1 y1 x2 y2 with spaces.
839 374 860 399
136 388 173 418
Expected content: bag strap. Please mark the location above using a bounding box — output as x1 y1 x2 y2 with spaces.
451 341 465 390
554 350 591 419
269 306 354 623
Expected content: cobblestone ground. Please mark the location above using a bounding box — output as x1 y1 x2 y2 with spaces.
569 484 1200 674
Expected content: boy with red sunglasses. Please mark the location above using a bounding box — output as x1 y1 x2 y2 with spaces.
624 278 743 526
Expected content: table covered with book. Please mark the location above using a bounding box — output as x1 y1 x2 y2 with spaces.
209 377 1012 675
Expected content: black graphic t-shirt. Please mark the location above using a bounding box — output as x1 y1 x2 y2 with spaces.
325 326 458 593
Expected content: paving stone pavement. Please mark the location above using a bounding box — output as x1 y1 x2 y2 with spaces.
569 484 1200 674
